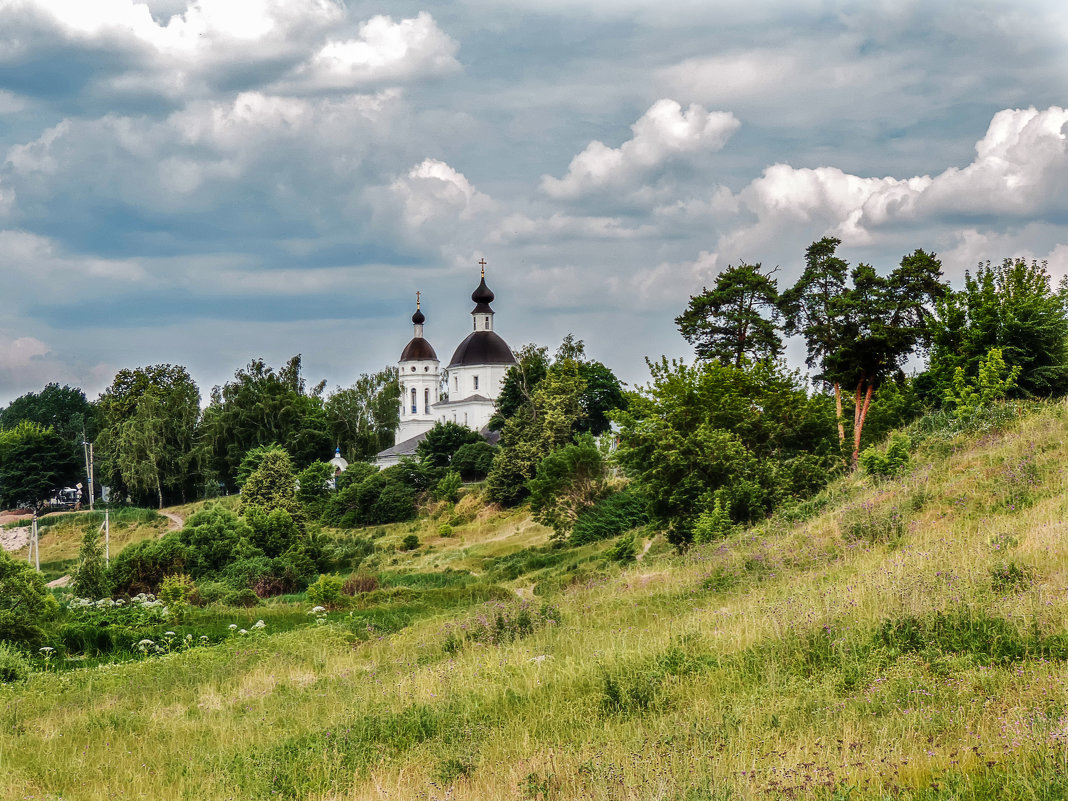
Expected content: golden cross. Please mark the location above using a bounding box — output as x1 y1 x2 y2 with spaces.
416 290 420 309
478 257 487 278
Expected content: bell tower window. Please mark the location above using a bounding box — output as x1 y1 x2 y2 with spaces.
424 387 430 413
410 387 417 414
473 376 479 391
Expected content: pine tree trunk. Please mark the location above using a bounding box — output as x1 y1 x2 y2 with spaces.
833 382 846 450
852 381 875 468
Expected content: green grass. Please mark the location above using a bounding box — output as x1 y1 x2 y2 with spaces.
6 401 1068 799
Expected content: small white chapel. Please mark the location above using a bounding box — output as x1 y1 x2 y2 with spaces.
374 263 516 467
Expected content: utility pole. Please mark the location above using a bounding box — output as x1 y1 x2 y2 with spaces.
82 438 95 512
31 510 39 572
105 508 110 566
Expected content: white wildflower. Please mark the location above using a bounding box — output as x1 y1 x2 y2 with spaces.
238 629 248 636
310 606 326 614
228 624 238 630
252 620 266 629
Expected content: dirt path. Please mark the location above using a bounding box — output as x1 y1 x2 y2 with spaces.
162 512 184 533
637 538 653 561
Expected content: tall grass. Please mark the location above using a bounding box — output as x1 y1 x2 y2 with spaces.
4 401 1068 799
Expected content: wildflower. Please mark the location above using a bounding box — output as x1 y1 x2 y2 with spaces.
238 629 248 636
39 646 55 654
309 606 326 614
252 620 266 629
164 631 176 637
228 624 238 630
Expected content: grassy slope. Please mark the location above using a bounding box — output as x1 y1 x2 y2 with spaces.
5 404 1068 799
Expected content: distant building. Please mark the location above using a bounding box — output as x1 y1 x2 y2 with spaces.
376 265 515 467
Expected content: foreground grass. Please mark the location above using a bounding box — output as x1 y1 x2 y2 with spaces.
5 403 1068 799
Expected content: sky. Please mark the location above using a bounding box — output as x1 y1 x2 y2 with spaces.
1 0 1067 406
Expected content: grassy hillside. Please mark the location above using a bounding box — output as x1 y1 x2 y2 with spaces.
5 402 1068 799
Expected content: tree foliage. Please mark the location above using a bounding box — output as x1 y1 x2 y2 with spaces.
613 358 839 547
926 258 1068 401
72 527 110 600
782 238 946 465
324 368 401 461
239 447 303 527
0 550 49 645
96 364 200 506
200 356 330 488
417 422 483 468
0 421 80 510
676 263 783 366
528 434 610 538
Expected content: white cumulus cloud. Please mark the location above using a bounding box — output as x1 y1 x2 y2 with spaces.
541 99 740 200
390 159 493 229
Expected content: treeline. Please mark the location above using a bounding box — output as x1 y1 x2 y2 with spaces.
0 356 400 509
488 242 1068 549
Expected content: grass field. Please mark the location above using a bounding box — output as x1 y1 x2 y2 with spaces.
4 403 1068 799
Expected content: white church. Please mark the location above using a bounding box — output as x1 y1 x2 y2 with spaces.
374 264 516 467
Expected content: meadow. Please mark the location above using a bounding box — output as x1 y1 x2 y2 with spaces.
4 402 1068 799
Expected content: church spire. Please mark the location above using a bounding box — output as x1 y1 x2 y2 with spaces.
471 259 495 331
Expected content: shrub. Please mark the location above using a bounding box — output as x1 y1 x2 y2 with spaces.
108 535 193 595
72 527 110 600
0 549 49 647
306 574 345 608
158 573 195 619
194 580 229 606
569 489 649 546
438 524 454 538
859 432 912 480
451 441 496 481
693 499 733 544
431 471 462 503
342 573 379 595
606 533 637 564
400 534 420 552
222 588 260 608
0 642 31 684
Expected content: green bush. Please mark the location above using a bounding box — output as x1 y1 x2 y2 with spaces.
158 573 195 618
569 489 649 546
692 499 733 544
431 471 462 503
107 535 193 596
0 641 31 683
193 580 229 606
0 549 50 646
859 432 912 480
221 588 260 608
438 524 454 538
606 532 637 564
306 574 345 608
400 534 420 552
451 440 496 481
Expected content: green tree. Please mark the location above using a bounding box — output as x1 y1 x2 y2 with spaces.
489 343 550 429
0 549 49 645
486 359 586 505
178 506 255 577
72 527 110 600
295 461 334 520
324 368 401 460
416 421 482 468
0 383 98 483
527 435 610 539
450 440 496 481
829 249 946 465
239 448 302 526
676 263 783 366
0 421 80 510
613 358 839 547
780 237 852 448
200 356 331 488
96 364 200 506
926 258 1068 401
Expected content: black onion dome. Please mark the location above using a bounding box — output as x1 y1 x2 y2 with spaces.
400 337 437 361
411 307 425 324
471 275 494 305
448 331 516 368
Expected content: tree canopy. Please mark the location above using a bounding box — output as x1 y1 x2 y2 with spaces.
0 421 81 510
676 262 783 366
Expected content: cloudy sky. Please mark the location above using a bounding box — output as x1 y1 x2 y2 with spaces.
1 0 1067 405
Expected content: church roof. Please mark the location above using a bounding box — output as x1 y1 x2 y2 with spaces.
448 330 516 368
400 337 438 362
376 431 428 460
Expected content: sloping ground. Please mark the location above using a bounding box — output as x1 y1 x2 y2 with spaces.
5 403 1068 799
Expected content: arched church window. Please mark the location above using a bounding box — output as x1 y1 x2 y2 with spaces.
484 316 489 329
410 387 417 414
424 388 430 413
473 376 479 391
